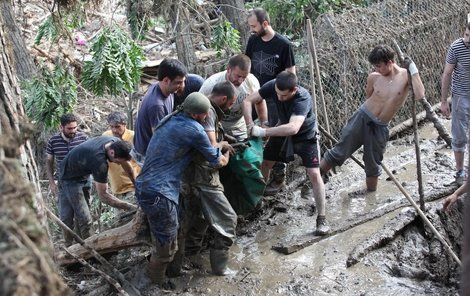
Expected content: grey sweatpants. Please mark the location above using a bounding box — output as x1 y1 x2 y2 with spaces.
324 105 389 177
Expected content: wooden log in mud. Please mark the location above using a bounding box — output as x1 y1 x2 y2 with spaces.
346 208 417 267
272 184 458 255
56 210 151 265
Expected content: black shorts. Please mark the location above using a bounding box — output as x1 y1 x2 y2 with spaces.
264 137 320 168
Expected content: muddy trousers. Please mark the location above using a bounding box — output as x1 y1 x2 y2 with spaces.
184 186 237 273
58 179 93 245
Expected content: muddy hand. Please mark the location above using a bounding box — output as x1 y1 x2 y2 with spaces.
442 194 458 212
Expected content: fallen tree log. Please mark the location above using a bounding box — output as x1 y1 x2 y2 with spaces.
272 184 458 255
346 208 417 267
56 210 151 265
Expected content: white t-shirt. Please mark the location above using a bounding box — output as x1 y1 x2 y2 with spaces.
200 70 260 140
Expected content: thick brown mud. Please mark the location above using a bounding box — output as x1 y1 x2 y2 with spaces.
68 120 464 295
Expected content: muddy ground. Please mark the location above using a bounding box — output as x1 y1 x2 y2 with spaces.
61 120 464 295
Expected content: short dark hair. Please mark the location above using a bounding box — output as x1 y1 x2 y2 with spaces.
368 44 395 65
228 54 251 72
211 81 236 100
158 58 188 81
107 111 128 125
110 140 132 160
60 113 78 126
249 8 270 24
275 71 297 91
466 22 470 31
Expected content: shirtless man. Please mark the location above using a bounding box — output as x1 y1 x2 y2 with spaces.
320 44 425 191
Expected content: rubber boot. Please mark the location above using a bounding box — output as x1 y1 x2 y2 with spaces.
147 256 175 290
63 230 74 247
210 249 231 276
166 239 185 277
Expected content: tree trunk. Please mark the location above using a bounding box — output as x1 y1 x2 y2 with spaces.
0 0 36 81
170 4 198 73
219 0 249 50
0 2 71 294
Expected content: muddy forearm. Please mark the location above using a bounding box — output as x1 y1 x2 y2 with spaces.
99 192 137 210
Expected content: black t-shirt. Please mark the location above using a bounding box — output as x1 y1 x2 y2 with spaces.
258 80 316 142
59 136 118 183
245 33 296 86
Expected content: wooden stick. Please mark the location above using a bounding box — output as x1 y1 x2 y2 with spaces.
392 40 425 211
306 19 332 148
62 247 128 296
318 126 461 266
45 207 142 296
305 19 319 132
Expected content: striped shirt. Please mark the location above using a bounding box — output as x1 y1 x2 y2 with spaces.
446 38 470 96
46 132 88 167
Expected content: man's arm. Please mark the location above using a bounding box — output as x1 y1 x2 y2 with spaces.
410 73 425 101
94 181 137 210
120 161 136 185
243 91 264 128
254 99 269 127
365 73 377 98
443 180 468 212
45 154 58 196
440 63 455 117
252 115 305 137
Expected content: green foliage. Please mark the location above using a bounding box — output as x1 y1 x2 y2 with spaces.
247 0 371 37
35 8 85 45
22 63 77 130
35 16 60 45
211 20 241 58
81 27 145 96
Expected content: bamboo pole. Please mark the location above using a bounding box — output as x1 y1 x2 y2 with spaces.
305 19 319 131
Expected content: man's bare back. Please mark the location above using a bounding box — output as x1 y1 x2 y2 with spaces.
364 63 410 123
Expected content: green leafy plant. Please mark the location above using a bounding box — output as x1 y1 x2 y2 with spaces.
35 8 86 45
35 15 61 45
22 63 78 130
81 26 145 96
211 20 241 57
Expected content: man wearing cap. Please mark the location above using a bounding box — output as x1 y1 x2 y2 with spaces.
134 92 233 289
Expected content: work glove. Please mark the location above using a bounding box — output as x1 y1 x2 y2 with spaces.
251 125 266 137
404 56 418 76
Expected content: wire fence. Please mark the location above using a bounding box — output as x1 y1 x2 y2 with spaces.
294 0 470 143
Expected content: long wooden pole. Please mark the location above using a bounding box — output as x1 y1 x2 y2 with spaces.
391 40 425 211
318 126 461 266
306 18 331 147
305 19 319 130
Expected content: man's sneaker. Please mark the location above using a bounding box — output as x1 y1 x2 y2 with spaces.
315 216 330 236
455 169 466 185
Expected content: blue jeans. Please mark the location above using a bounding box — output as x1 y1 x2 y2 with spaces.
137 191 179 246
451 94 470 152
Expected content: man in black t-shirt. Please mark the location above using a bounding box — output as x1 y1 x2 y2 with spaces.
59 136 138 245
245 8 296 194
243 71 329 235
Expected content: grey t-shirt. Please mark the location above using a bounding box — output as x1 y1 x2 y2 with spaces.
199 71 260 140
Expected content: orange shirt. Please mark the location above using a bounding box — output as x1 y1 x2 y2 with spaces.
102 129 141 194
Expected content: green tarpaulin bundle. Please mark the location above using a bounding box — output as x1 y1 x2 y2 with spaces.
220 137 266 215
